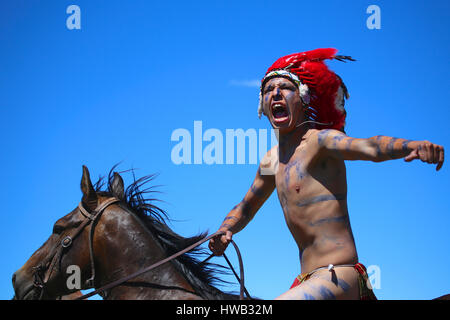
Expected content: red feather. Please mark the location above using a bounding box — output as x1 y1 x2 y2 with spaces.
267 48 338 73
262 48 352 132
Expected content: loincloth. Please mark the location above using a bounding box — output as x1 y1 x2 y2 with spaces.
290 262 377 300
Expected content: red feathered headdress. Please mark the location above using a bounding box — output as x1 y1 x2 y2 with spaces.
258 48 354 132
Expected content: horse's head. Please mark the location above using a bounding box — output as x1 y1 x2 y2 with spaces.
12 166 125 300
13 165 241 300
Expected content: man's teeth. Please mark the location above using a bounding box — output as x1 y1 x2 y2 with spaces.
273 104 287 118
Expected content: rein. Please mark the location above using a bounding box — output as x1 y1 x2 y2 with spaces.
33 196 250 300
76 230 250 300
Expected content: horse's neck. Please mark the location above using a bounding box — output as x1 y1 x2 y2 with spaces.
95 208 200 300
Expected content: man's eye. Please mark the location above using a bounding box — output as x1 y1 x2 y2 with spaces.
281 85 295 91
264 87 273 94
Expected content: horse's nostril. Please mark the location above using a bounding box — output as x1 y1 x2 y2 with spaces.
12 273 16 287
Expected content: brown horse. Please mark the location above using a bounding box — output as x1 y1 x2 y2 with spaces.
12 166 238 300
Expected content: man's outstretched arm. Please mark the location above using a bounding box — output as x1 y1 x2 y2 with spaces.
315 129 444 171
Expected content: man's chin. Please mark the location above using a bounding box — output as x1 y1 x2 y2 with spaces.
270 116 294 132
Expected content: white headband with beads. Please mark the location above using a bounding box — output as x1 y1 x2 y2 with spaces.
257 70 310 118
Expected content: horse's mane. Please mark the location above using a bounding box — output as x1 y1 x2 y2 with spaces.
92 166 238 300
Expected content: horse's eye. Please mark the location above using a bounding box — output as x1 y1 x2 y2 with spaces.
53 224 64 235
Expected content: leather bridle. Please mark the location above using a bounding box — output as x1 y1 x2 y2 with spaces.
32 197 250 300
32 197 120 299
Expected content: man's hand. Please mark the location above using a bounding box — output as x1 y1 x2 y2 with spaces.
208 230 233 256
404 141 444 171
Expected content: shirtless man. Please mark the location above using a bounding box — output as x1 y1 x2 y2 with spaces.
208 48 444 300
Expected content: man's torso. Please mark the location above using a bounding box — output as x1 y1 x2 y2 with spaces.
273 129 358 273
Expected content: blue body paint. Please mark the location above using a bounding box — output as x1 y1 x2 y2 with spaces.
317 130 332 146
223 216 238 221
332 135 345 148
402 139 412 152
375 135 384 157
284 160 298 187
345 138 355 150
241 200 251 216
232 200 251 215
285 89 295 101
308 215 349 227
303 292 316 300
387 137 398 158
297 193 346 208
295 162 305 181
337 279 350 292
250 184 265 198
319 285 336 300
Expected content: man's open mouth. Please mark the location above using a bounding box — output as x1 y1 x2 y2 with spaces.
271 103 289 124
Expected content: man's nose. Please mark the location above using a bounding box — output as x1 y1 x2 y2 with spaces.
273 88 282 99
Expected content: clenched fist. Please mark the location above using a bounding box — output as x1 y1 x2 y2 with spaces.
208 230 233 256
404 141 444 171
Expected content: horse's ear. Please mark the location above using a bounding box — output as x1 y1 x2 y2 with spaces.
80 165 98 210
111 172 125 200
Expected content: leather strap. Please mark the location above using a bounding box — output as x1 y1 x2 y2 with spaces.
32 197 120 298
76 231 250 300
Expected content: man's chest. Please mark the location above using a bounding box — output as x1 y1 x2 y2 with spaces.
275 146 315 195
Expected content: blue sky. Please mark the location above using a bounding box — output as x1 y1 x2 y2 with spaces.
1 0 449 300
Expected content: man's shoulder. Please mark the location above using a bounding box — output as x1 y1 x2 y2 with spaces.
304 128 320 139
260 145 279 174
261 144 278 162
301 128 322 147
305 128 346 145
